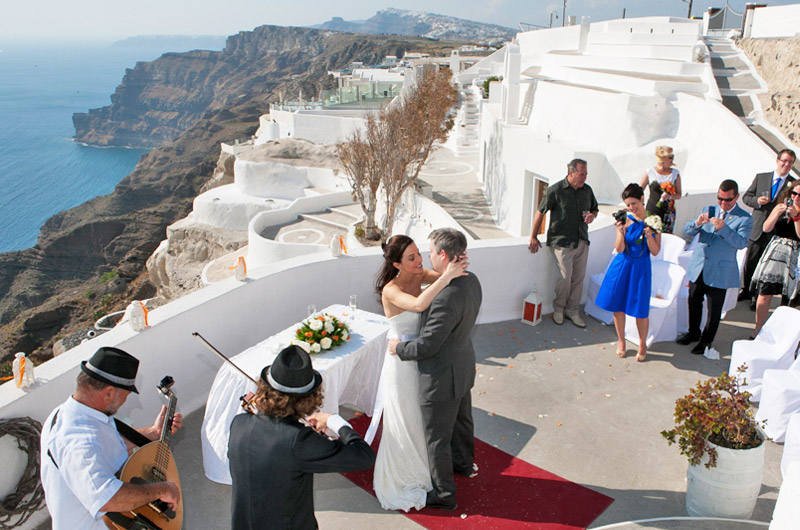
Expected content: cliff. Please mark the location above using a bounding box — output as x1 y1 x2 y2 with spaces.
736 37 800 145
0 26 459 363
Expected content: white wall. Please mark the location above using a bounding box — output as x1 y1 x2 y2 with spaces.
748 5 800 38
270 109 368 145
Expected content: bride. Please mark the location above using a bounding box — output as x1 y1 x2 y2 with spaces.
370 234 467 511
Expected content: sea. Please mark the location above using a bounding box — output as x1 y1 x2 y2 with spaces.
0 39 221 253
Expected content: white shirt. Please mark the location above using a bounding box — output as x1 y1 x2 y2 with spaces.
40 397 127 530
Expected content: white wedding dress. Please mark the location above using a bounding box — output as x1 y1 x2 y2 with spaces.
372 310 432 511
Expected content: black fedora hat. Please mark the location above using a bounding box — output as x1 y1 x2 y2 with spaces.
81 346 140 393
261 345 322 396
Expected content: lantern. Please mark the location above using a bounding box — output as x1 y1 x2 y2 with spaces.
522 291 542 326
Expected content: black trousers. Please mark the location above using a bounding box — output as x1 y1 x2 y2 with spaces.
742 232 772 296
421 391 474 500
688 271 728 343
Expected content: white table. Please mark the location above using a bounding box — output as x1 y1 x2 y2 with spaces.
200 304 389 484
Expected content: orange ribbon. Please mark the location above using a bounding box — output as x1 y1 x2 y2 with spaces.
228 256 247 275
339 235 348 255
16 357 25 387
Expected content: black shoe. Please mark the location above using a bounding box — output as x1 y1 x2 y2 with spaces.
737 291 750 302
677 333 700 345
749 299 756 312
691 342 710 355
425 491 458 511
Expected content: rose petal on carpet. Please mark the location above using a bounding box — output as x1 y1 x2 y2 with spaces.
342 414 613 529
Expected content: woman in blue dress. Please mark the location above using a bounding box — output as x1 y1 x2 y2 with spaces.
595 183 661 361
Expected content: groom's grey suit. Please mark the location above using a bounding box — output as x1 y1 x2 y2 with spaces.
395 271 482 503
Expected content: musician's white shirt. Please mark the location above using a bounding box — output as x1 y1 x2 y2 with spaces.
41 397 127 530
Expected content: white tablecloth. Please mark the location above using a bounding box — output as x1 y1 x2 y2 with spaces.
200 304 389 484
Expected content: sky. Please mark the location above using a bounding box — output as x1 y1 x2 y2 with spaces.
1 0 798 41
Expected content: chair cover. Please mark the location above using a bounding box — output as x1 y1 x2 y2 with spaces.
654 233 686 264
756 356 800 443
624 260 686 347
585 251 617 325
730 306 800 402
780 413 800 479
771 460 800 529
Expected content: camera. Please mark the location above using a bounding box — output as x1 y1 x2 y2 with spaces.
613 210 628 224
786 198 794 207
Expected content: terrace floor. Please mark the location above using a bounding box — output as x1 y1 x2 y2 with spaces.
81 298 782 530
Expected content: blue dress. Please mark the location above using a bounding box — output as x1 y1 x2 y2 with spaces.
594 215 652 319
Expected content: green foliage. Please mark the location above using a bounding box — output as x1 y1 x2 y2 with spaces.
92 309 105 321
99 271 118 284
84 290 96 300
99 295 114 308
661 365 764 468
482 76 501 98
0 361 11 379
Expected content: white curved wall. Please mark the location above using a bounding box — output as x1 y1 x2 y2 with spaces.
193 186 291 231
233 159 311 199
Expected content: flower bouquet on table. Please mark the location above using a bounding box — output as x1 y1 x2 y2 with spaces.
292 314 350 354
656 182 677 208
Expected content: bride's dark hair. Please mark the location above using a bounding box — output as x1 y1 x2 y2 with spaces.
375 235 414 298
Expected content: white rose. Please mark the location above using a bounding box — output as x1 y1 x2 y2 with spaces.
324 320 335 333
292 340 311 353
320 337 332 349
311 343 321 353
341 329 349 340
309 319 323 331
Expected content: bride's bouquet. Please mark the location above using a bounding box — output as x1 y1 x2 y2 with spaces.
644 214 665 233
292 314 350 354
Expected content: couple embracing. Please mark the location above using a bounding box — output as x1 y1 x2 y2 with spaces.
372 228 482 511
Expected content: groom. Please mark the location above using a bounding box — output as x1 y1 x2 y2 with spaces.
389 228 483 510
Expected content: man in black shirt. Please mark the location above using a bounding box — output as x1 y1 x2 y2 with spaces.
528 159 599 328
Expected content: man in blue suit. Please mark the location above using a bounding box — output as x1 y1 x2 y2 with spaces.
677 179 753 354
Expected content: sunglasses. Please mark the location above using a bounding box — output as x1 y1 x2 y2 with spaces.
791 191 800 197
716 196 736 202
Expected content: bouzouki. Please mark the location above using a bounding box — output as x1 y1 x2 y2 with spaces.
105 376 183 530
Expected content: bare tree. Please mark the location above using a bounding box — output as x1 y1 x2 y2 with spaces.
337 67 458 241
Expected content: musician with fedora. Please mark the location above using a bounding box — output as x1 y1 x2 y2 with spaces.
40 346 183 530
228 344 375 530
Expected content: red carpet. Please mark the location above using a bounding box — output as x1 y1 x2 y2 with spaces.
343 415 613 530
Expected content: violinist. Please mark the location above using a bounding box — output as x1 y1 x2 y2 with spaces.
228 345 375 530
40 347 182 530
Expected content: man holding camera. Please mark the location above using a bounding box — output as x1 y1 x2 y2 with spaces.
739 149 797 309
528 159 599 328
678 180 753 354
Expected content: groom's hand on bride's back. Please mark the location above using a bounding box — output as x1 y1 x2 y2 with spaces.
387 338 401 355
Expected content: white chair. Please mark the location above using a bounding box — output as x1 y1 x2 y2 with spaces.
653 233 686 264
771 460 800 529
624 260 686 347
730 306 800 402
756 356 800 443
780 413 800 479
585 251 617 325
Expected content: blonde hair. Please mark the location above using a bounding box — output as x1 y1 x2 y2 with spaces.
655 146 674 160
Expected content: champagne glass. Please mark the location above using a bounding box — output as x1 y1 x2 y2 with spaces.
307 304 316 317
349 295 358 313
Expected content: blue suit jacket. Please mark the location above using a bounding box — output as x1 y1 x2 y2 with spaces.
684 204 753 289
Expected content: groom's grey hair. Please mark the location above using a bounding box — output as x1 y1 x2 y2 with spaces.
429 228 467 260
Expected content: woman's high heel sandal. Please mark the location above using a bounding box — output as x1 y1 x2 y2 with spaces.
636 351 647 362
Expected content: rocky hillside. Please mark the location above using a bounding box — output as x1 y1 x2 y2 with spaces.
314 8 516 44
736 37 800 145
0 26 459 364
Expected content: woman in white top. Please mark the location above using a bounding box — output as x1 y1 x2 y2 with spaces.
639 145 683 233
370 234 467 511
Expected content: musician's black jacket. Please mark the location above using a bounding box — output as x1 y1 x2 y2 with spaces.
228 413 375 530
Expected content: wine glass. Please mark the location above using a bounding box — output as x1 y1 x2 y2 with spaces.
307 304 316 317
349 295 358 313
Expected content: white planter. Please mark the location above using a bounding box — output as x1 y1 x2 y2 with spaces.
686 437 766 519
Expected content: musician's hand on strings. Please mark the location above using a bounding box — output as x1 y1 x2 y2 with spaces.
159 481 181 510
306 411 332 433
146 405 183 440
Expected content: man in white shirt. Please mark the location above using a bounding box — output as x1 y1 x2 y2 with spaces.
740 149 797 309
40 347 182 530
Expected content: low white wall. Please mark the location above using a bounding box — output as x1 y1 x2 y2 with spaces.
0 227 619 428
193 186 291 231
749 5 800 39
270 109 368 144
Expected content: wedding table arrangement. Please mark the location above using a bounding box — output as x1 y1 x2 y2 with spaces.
200 304 389 484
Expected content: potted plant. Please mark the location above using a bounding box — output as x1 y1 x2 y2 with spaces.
661 365 766 519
